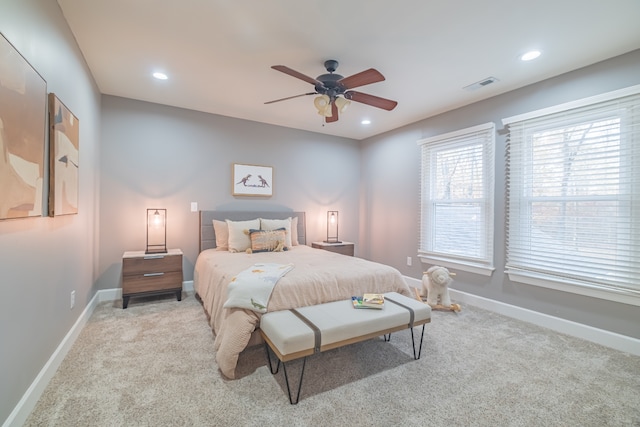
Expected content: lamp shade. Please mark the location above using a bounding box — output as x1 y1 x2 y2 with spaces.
146 208 167 254
334 96 350 113
314 95 332 117
324 211 341 243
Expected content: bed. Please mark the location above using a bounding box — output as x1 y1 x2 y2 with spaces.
194 210 412 379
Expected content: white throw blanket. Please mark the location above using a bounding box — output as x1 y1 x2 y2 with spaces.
223 263 294 313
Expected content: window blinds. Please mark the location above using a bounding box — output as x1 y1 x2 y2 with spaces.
418 123 495 271
504 88 640 297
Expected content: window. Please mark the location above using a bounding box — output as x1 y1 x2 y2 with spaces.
503 86 640 305
417 123 495 275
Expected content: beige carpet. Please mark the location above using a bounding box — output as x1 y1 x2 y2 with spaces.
25 292 640 426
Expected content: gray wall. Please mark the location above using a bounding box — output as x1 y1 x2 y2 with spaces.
360 49 640 339
98 96 360 289
0 0 101 423
1 1 638 422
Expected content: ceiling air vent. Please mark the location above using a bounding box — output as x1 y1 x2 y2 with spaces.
463 76 499 92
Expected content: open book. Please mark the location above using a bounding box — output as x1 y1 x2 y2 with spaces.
352 293 385 309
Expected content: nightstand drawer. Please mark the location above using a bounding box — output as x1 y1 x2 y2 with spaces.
311 242 355 256
122 254 181 275
123 271 183 294
325 244 354 256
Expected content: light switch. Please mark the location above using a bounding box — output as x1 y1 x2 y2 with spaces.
190 202 198 212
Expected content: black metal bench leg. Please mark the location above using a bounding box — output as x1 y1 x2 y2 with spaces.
263 342 306 404
282 357 306 405
410 324 427 360
264 342 281 374
383 333 391 342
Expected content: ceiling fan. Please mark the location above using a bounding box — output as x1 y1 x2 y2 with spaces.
265 60 397 123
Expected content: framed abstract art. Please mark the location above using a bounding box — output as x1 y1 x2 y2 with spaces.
0 32 47 220
48 93 79 216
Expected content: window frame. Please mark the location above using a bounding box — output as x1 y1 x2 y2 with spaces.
417 122 496 275
503 85 640 306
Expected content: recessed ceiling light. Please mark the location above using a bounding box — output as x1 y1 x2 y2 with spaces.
520 50 541 61
153 72 168 80
361 119 371 125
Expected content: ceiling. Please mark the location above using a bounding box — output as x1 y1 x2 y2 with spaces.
57 0 640 140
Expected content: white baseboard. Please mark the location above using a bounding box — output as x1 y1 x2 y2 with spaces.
4 280 194 427
3 290 101 427
404 276 640 357
184 280 194 293
96 281 194 302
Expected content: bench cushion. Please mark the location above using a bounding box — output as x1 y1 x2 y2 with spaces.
260 291 430 360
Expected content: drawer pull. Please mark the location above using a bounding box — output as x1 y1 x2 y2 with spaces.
143 272 165 277
144 255 165 260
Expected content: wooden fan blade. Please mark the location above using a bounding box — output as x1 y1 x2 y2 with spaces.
271 65 320 86
345 91 397 111
325 102 339 123
338 68 385 90
264 92 316 104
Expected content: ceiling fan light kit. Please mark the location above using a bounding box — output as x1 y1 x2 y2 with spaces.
266 60 397 123
334 96 350 113
314 94 332 117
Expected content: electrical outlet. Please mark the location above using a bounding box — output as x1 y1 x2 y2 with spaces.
70 290 76 309
190 202 198 212
407 256 412 266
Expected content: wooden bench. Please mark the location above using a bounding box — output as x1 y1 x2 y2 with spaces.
259 291 431 404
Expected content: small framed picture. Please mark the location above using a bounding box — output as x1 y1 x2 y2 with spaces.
232 163 273 197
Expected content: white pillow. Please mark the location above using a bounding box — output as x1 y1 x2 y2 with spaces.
260 217 292 248
291 216 299 246
212 220 229 251
226 219 260 253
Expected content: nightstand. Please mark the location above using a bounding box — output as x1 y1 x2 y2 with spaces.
121 249 183 309
311 241 355 256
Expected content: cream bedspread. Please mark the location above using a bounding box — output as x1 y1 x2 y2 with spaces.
193 245 412 379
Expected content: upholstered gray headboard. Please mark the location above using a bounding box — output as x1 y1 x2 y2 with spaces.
199 211 306 252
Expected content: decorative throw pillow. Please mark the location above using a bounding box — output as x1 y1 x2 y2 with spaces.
212 219 229 251
226 218 260 253
249 228 288 253
260 217 292 248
